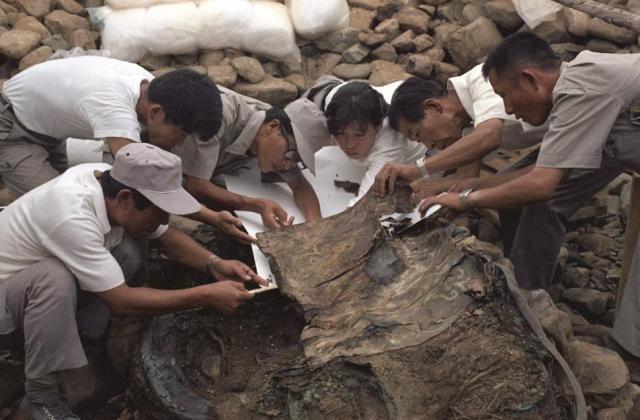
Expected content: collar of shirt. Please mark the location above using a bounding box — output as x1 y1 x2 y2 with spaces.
224 109 266 156
552 61 571 99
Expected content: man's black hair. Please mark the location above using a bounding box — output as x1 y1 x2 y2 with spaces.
325 82 387 136
482 32 561 80
264 106 294 137
100 170 152 210
388 77 444 130
148 69 222 141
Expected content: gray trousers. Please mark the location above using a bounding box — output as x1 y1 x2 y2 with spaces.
0 237 142 379
499 151 623 290
0 97 66 198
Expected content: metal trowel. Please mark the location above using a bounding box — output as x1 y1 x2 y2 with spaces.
379 201 443 237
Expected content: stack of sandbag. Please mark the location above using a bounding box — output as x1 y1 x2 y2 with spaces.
89 0 301 63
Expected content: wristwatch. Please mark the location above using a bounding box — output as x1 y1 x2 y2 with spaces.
415 157 429 178
459 188 474 211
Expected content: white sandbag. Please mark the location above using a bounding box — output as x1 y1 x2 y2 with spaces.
286 0 349 39
106 0 189 10
145 3 199 56
512 0 563 29
91 0 300 64
197 0 252 50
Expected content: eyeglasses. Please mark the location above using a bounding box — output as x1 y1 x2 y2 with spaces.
282 129 307 170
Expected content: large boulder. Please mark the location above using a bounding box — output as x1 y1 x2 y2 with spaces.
16 0 50 18
568 340 629 396
368 59 409 86
207 64 237 88
485 0 523 32
44 9 89 36
14 16 50 39
234 75 298 107
527 289 573 353
588 18 636 45
406 54 433 79
332 63 371 80
342 42 370 64
350 7 375 31
315 26 360 53
231 56 265 84
0 29 41 60
18 45 52 71
446 17 503 71
562 288 612 317
562 7 591 37
395 6 430 34
532 11 572 44
371 42 397 62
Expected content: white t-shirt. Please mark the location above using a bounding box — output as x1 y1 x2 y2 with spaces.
3 56 153 142
325 81 427 205
0 163 167 292
449 64 546 150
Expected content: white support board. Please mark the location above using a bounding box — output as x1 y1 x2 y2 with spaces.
224 146 367 288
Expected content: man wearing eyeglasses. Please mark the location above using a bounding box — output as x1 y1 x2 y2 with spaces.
174 87 326 237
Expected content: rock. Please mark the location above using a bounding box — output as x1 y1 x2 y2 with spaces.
425 46 445 62
207 64 237 88
139 55 170 71
608 173 632 195
56 0 84 14
446 17 503 71
586 38 623 53
433 61 460 85
374 18 401 42
18 44 51 70
14 16 50 39
390 29 415 53
0 8 6 26
568 340 629 396
533 12 572 44
262 62 281 78
562 266 590 288
342 42 370 64
419 4 436 16
413 33 434 52
433 22 460 46
423 0 448 5
368 59 409 86
199 50 224 68
315 26 360 53
44 10 89 36
574 324 612 341
7 11 28 26
436 3 463 23
527 289 573 353
359 29 388 47
572 233 619 258
551 42 585 61
16 0 50 18
395 6 430 34
152 66 177 78
350 7 375 31
186 64 206 75
68 28 96 49
0 29 40 60
41 33 68 51
371 42 397 62
588 18 636 45
231 56 265 83
608 382 640 413
332 63 371 80
596 407 626 420
562 7 590 37
406 54 433 78
461 4 484 25
607 195 621 215
485 0 523 32
556 302 590 327
0 1 18 14
173 53 197 65
347 0 381 10
302 52 342 83
375 1 402 21
234 75 297 107
562 288 612 317
283 73 305 94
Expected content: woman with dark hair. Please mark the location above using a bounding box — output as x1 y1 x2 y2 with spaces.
302 76 426 205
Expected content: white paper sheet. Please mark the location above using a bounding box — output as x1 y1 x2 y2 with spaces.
224 146 367 287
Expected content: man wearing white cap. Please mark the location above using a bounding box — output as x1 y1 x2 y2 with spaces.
0 143 264 420
174 87 330 231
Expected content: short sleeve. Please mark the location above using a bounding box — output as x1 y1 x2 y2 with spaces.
173 135 221 180
468 74 511 127
537 88 623 169
42 217 125 292
75 87 142 142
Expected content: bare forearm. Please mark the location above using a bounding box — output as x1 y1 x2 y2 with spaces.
291 181 321 221
185 175 264 213
155 227 211 273
104 285 210 316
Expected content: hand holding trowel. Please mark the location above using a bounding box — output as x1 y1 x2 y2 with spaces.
379 193 446 237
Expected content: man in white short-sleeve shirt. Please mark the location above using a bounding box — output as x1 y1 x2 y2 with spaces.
373 64 546 197
0 143 264 419
0 55 222 197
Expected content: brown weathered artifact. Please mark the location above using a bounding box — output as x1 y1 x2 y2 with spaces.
131 188 585 419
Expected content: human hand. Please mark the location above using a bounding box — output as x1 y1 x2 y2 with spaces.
374 163 420 197
410 178 460 205
259 199 293 229
417 192 464 216
203 281 253 315
209 256 267 287
211 210 255 244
